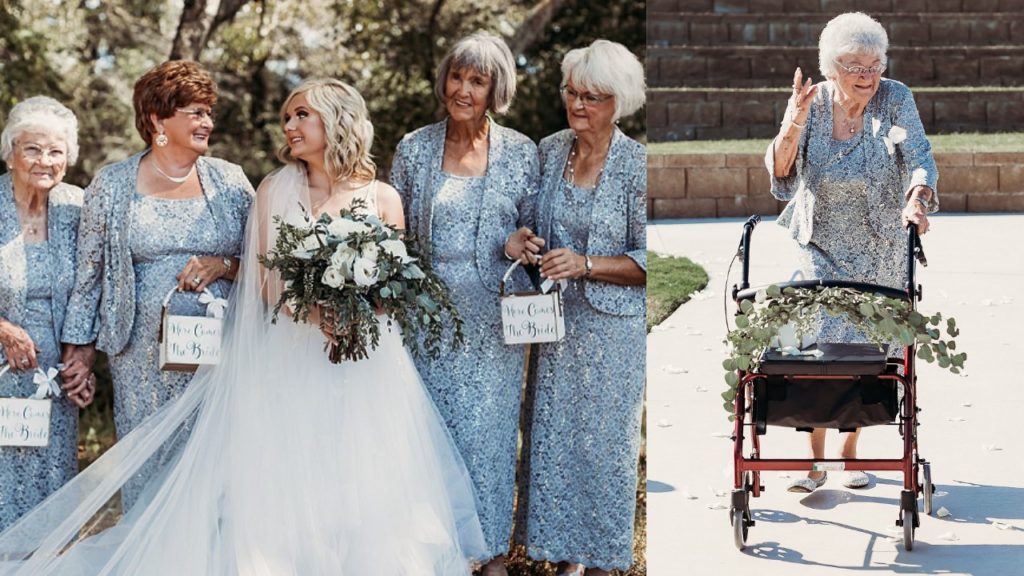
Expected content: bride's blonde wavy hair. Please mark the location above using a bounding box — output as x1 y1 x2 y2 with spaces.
277 78 376 182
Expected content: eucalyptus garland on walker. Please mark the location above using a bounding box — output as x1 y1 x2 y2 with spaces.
260 199 463 363
721 284 966 415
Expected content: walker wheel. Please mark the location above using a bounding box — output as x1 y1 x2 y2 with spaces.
732 507 749 550
902 508 915 550
922 463 934 515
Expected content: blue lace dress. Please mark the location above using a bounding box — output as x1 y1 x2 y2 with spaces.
410 171 524 558
0 243 78 531
800 134 906 343
111 192 241 507
525 181 646 571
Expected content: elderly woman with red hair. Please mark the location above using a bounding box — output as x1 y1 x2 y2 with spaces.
61 60 253 509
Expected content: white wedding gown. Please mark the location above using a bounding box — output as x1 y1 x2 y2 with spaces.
0 165 486 575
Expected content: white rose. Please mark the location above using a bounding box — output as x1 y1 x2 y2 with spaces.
326 217 369 241
361 242 380 263
330 245 358 276
322 266 346 289
380 239 414 263
352 257 379 287
291 231 324 259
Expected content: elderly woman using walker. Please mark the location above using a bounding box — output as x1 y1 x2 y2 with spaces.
509 39 646 576
766 12 938 493
61 60 253 509
389 32 538 576
0 96 95 531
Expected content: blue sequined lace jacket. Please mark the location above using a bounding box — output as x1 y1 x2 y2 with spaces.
534 128 646 317
0 175 83 364
389 118 539 294
766 79 939 246
61 152 254 355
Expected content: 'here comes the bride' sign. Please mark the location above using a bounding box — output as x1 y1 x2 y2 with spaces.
0 398 51 447
501 292 565 344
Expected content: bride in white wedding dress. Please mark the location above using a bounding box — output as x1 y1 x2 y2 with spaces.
0 79 486 575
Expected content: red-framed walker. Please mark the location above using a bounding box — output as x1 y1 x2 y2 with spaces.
727 216 933 551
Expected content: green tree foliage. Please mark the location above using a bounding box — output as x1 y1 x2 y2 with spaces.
0 0 643 186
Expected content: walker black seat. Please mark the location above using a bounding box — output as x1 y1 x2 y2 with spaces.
759 343 889 376
753 344 898 431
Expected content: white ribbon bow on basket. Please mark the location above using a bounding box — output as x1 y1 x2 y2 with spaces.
198 289 229 319
0 364 63 399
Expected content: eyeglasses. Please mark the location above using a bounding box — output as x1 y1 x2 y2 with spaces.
18 143 67 162
175 108 216 122
560 86 613 107
835 61 886 76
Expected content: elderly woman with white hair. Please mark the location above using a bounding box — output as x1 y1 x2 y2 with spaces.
389 31 538 575
0 96 96 531
515 39 646 576
767 12 938 493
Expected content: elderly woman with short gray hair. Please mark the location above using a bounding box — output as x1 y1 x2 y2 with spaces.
516 39 646 576
389 31 538 576
0 96 95 531
767 12 938 493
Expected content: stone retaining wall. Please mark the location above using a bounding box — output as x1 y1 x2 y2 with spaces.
651 0 1024 12
648 88 1024 140
648 151 1024 219
649 12 1024 47
649 46 1024 88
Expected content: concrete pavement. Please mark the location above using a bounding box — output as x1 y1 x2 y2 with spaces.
646 214 1024 575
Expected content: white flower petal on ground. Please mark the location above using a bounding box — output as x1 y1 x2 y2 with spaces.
981 298 995 306
352 257 379 287
695 385 708 392
706 502 728 510
777 472 791 479
938 532 959 541
961 402 973 407
710 432 730 438
662 365 688 374
946 416 967 422
681 491 698 500
711 487 728 497
983 444 1003 451
937 506 952 518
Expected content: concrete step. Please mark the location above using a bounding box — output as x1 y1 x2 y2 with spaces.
651 0 1024 13
649 45 1024 88
649 12 1024 47
648 87 1024 140
646 150 1024 218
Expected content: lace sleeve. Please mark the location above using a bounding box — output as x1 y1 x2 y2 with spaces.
61 173 108 344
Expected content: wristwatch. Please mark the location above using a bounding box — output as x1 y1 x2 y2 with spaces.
583 255 593 278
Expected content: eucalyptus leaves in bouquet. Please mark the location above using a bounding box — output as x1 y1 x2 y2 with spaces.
260 199 463 363
721 284 966 415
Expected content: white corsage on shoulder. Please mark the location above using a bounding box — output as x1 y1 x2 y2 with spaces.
875 120 908 156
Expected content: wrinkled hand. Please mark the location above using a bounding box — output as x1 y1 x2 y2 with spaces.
539 247 586 281
0 319 39 371
505 227 545 266
176 255 224 293
902 199 931 235
60 343 96 405
786 67 818 128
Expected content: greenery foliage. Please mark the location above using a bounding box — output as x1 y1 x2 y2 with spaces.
722 284 967 416
646 251 709 331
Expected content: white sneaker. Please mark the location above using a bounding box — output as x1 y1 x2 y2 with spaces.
787 472 827 493
842 471 870 488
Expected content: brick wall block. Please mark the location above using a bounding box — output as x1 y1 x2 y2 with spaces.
725 153 764 168
668 101 721 127
937 193 966 212
967 193 1024 212
649 168 687 199
934 99 986 124
747 167 771 196
940 166 999 195
1000 165 1024 193
931 152 974 166
652 198 717 219
973 152 1024 166
665 154 726 168
687 168 748 198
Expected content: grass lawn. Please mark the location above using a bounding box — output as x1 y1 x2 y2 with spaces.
648 131 1024 155
647 251 710 331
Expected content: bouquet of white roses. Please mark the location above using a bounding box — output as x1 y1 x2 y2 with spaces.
259 199 463 363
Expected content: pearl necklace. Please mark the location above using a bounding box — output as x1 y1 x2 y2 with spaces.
566 136 608 188
152 160 195 184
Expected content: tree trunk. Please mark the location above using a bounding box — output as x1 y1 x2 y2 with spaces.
508 0 568 55
170 0 253 61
